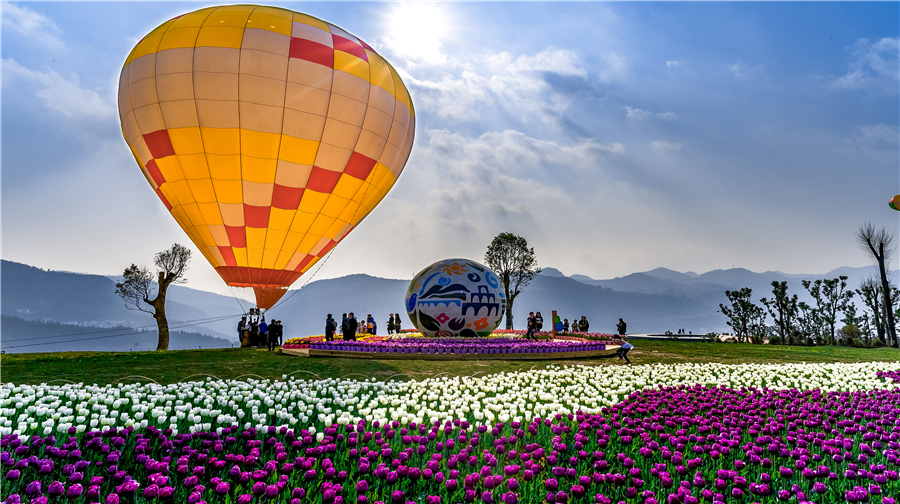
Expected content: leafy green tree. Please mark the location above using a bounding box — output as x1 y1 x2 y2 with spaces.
802 276 854 345
115 243 191 351
484 233 541 330
856 222 897 347
760 281 798 345
718 288 765 344
796 301 822 344
857 276 886 345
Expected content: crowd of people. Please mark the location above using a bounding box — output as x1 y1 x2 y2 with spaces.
237 316 284 350
239 308 635 364
323 312 405 341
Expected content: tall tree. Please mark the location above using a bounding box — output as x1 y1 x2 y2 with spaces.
802 276 854 345
857 276 885 345
718 288 765 344
484 233 541 330
796 301 822 344
115 243 192 351
856 222 897 347
760 281 798 345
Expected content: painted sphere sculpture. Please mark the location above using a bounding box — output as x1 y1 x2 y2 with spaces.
890 195 900 211
405 258 506 337
118 5 415 309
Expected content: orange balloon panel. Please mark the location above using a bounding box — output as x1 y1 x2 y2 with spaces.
118 5 415 308
891 195 900 211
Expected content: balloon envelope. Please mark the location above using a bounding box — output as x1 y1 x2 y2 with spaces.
891 195 900 211
118 5 415 308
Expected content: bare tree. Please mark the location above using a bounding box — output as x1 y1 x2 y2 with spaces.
115 243 191 351
485 233 541 330
856 222 897 347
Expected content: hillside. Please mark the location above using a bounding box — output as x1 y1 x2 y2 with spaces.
2 259 894 351
1 316 233 353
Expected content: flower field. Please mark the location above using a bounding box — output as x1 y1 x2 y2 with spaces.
3 362 900 503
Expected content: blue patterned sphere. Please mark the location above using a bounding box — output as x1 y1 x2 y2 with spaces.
405 258 506 337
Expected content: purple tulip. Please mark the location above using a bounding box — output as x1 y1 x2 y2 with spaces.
25 481 42 497
265 484 279 498
105 494 120 504
144 484 160 499
216 482 230 495
236 494 253 504
47 481 65 497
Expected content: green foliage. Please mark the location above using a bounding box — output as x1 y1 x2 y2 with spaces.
802 276 854 345
760 281 799 345
484 233 540 330
719 287 766 344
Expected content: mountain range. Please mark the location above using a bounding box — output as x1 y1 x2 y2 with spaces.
1 259 895 353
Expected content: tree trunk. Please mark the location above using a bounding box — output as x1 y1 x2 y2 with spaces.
155 308 170 351
505 291 516 330
153 271 171 351
877 250 898 347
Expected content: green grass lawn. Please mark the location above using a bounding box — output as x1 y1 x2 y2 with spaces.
2 340 898 386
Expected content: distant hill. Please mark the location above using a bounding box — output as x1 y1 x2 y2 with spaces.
2 259 896 352
1 260 236 341
1 316 233 353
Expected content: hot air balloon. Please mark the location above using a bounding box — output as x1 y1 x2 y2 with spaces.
891 195 900 211
118 5 415 309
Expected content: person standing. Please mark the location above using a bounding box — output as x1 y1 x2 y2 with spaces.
616 318 627 337
345 313 358 341
259 316 268 344
394 312 402 333
325 314 337 342
272 320 284 346
562 318 570 333
525 311 537 340
341 313 348 338
367 314 377 335
579 316 589 333
571 316 580 332
535 311 544 334
249 320 260 347
237 316 247 343
617 338 634 364
266 319 279 351
387 313 395 335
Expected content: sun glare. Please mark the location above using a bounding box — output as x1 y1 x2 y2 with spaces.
384 3 451 64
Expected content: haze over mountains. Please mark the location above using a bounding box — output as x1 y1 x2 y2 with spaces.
1 259 894 353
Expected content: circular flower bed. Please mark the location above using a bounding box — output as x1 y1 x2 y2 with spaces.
309 339 612 355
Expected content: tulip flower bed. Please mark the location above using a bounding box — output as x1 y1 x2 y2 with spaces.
3 363 900 504
307 339 612 355
283 336 385 350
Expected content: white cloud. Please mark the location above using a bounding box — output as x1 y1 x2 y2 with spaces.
400 48 590 126
2 58 116 121
649 140 683 152
832 37 899 93
666 60 682 69
837 123 900 163
624 106 675 121
728 60 764 81
2 3 65 50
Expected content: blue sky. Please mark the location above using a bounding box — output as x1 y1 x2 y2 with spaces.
2 1 898 296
